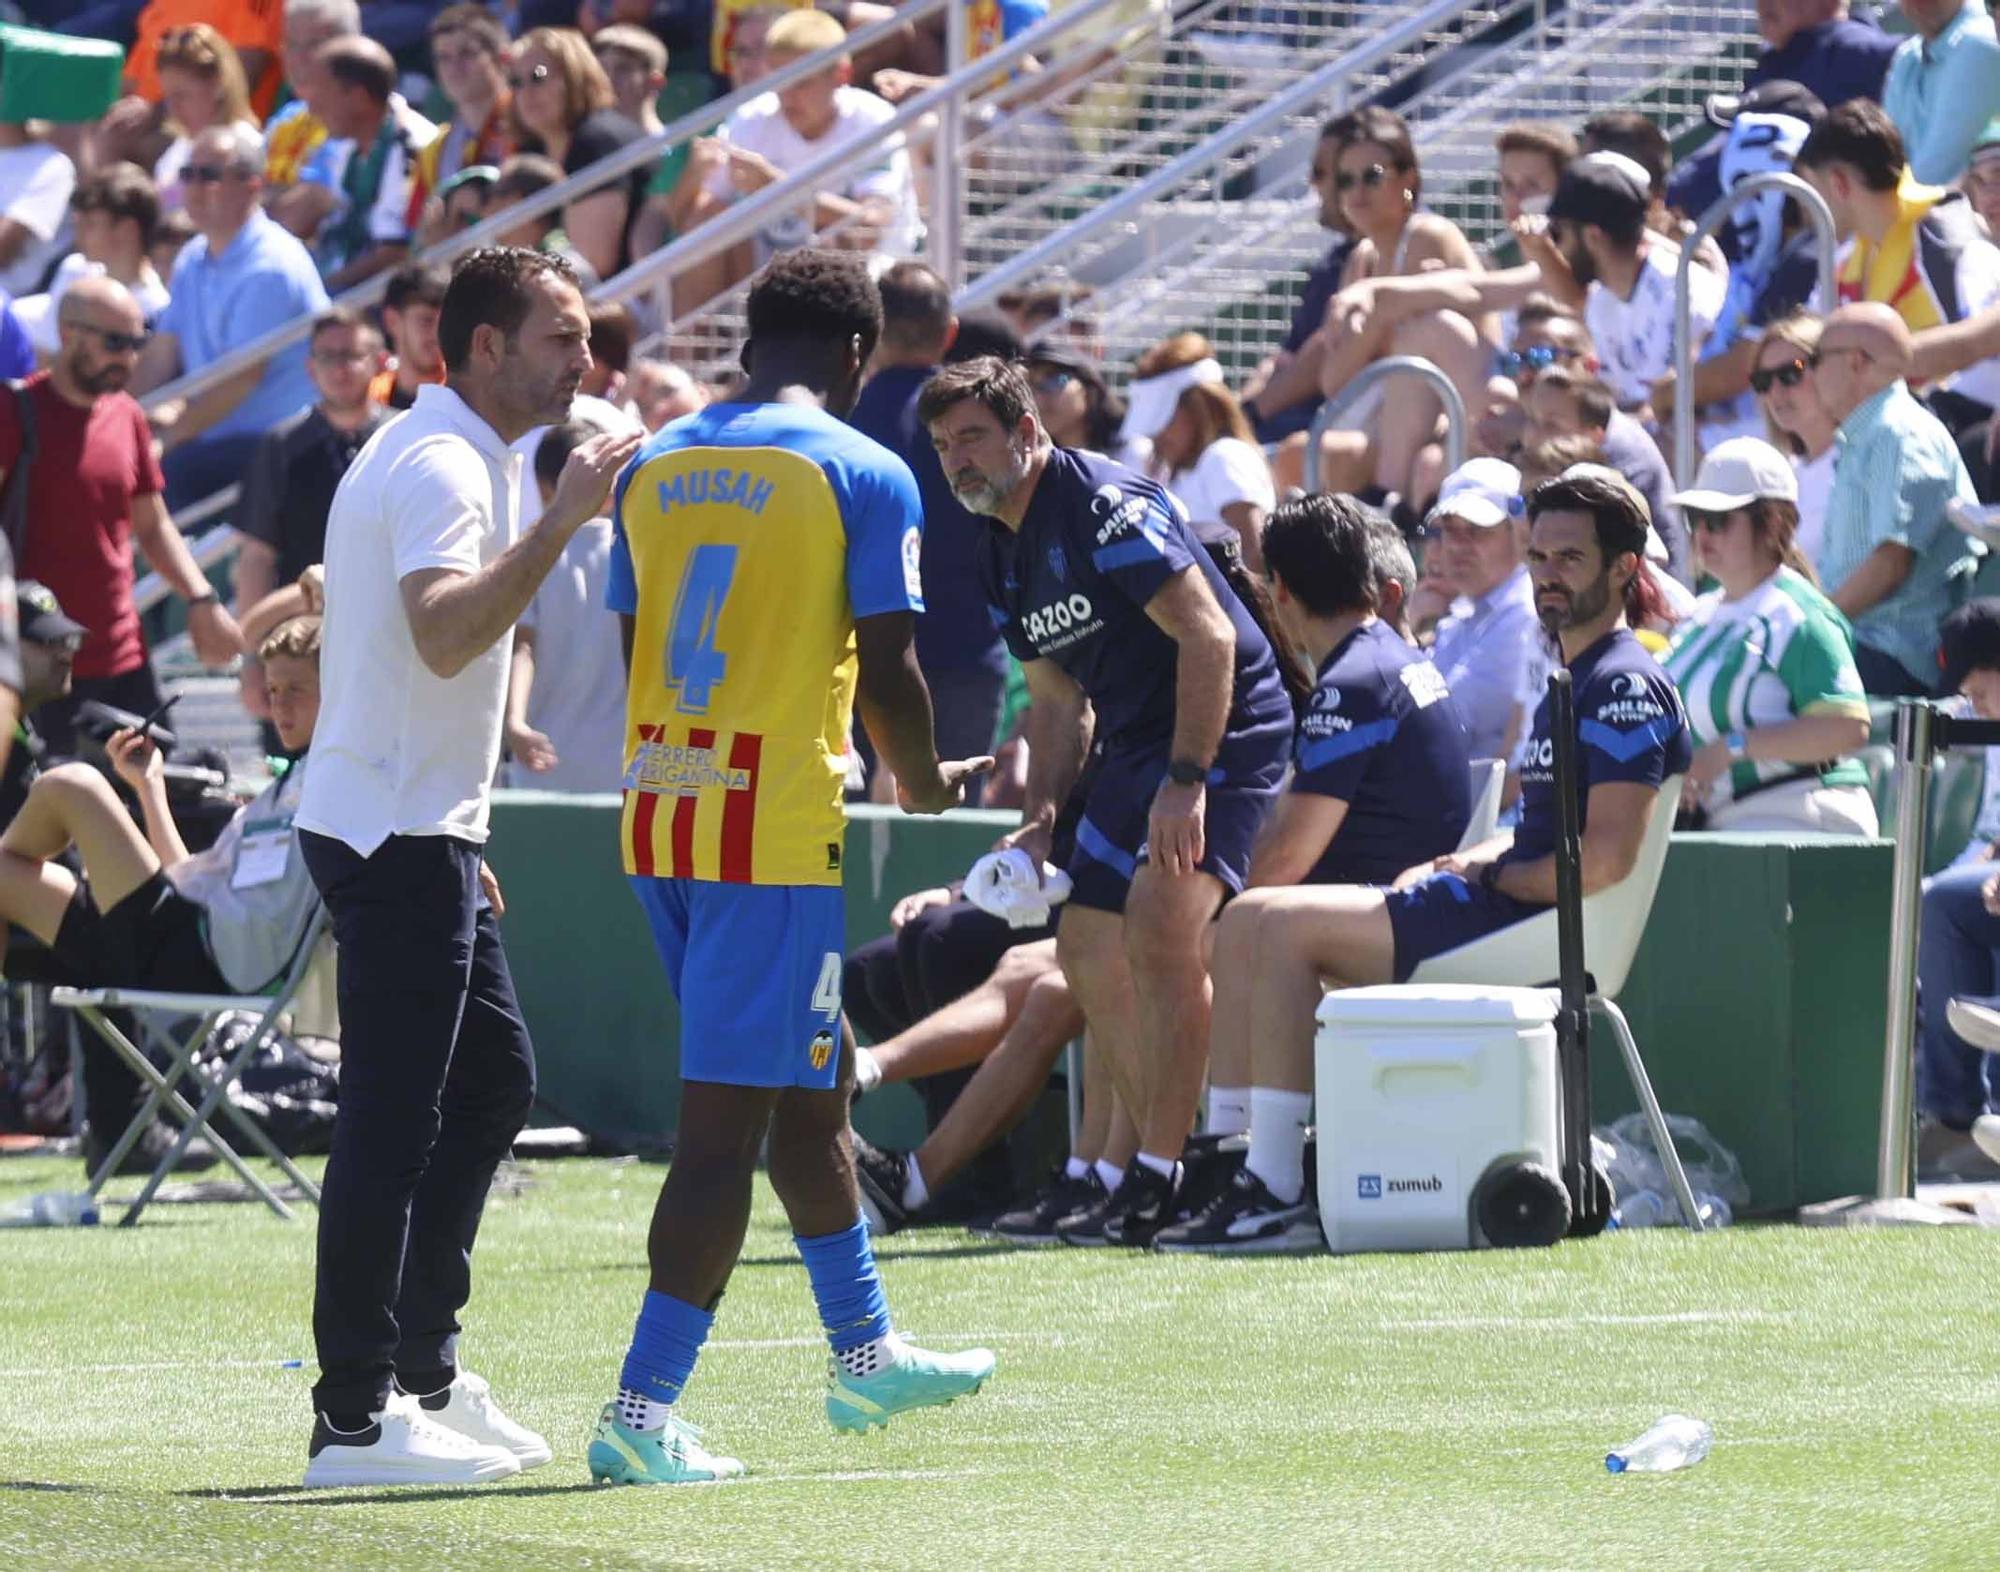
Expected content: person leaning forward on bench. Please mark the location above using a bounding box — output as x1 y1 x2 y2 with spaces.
1173 466 1692 1252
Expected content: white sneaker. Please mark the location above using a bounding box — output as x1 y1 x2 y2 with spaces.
410 1370 553 1469
302 1393 521 1488
1949 998 2000 1054
1974 1115 2000 1167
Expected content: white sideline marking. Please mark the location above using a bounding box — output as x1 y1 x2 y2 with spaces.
1380 1310 1793 1332
0 1332 1048 1377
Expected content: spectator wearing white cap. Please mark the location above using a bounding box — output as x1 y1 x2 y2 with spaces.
1662 436 1876 833
1137 332 1276 573
1425 457 1537 765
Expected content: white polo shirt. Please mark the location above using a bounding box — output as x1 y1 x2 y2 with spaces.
298 384 523 855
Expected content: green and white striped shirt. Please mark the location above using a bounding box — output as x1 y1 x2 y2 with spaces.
1662 566 1870 804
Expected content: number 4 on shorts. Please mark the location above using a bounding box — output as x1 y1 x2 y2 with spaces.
811 952 841 1016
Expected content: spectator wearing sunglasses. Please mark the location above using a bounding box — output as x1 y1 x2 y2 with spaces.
1752 311 1839 568
508 27 650 282
1663 437 1875 833
1314 107 1491 517
1810 301 1980 695
134 123 331 514
5 276 243 754
1022 347 1144 468
409 6 515 248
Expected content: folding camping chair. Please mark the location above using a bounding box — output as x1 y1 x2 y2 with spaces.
54 905 330 1226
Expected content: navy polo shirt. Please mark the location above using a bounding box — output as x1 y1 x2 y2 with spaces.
976 445 1292 760
1507 627 1691 867
1292 620 1474 885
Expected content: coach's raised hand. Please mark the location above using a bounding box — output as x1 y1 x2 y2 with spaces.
546 429 643 535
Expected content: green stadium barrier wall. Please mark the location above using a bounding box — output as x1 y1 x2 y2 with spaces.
486 794 1893 1211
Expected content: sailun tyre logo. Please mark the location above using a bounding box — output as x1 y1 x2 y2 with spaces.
1611 672 1648 698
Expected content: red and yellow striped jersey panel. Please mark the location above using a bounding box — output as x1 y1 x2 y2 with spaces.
608 403 925 887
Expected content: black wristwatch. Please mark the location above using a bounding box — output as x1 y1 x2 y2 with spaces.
1164 757 1208 788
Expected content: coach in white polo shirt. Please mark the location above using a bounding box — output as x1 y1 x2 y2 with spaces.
295 247 639 1489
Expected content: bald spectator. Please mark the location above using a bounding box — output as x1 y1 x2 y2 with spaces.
1743 0 1897 109
1882 0 2000 187
135 124 330 512
1812 302 1980 693
305 37 436 290
0 277 242 752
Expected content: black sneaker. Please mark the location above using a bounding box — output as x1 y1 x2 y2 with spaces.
84 1121 220 1179
1053 1182 1118 1248
1098 1157 1181 1249
1154 1166 1321 1254
983 1167 1104 1244
852 1135 911 1235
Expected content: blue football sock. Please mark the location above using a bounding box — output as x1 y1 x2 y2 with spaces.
619 1289 713 1408
796 1221 892 1353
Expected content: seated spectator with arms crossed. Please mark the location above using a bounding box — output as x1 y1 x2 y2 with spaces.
1174 468 1690 1245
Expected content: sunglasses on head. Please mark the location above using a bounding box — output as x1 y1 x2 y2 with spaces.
509 61 552 89
1749 358 1808 395
1496 344 1576 378
1335 162 1392 193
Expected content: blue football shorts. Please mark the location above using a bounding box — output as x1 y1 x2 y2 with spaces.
629 877 847 1090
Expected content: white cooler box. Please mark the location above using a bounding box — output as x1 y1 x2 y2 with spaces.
1315 984 1569 1254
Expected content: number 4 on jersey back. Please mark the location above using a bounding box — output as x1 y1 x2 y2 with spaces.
665 543 738 715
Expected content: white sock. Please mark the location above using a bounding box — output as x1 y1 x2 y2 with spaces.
1064 1155 1091 1182
1094 1158 1123 1193
854 1047 882 1095
1207 1085 1250 1136
836 1331 900 1378
1135 1150 1178 1182
617 1386 673 1432
1245 1088 1313 1205
901 1158 930 1211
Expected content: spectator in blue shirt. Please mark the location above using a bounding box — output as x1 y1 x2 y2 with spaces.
849 263 1008 801
134 123 332 513
1745 0 1899 108
1882 0 2000 186
1427 458 1538 765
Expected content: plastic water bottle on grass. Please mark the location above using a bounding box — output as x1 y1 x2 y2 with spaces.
1607 1416 1712 1474
0 1190 99 1227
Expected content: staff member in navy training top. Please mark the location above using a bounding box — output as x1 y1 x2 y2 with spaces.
919 355 1293 1248
1170 465 1690 1248
1159 491 1475 1253
847 263 1007 801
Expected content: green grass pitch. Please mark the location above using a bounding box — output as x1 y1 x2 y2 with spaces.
0 1153 1994 1570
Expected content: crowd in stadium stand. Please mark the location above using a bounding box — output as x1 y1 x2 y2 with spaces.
11 0 2000 1222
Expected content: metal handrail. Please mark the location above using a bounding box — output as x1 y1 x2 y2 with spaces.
1303 355 1466 493
1672 170 1837 489
954 0 1481 316
136 0 957 417
593 0 1131 308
